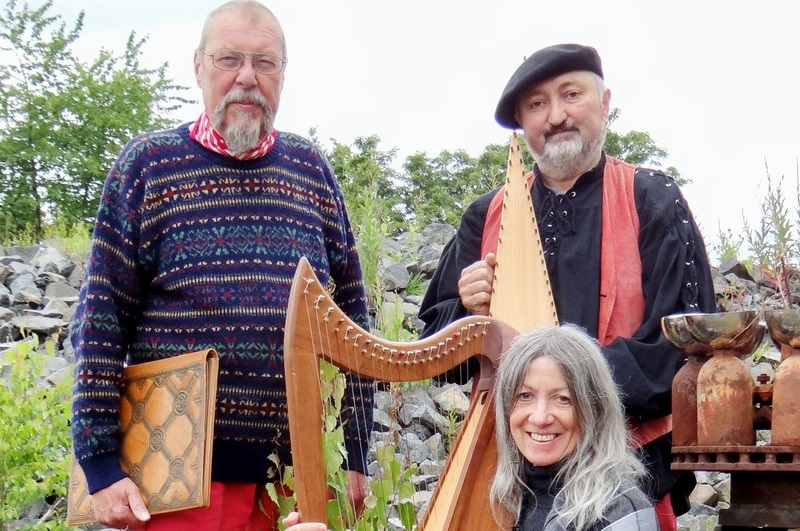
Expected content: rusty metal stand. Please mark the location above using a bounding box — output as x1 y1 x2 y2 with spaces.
663 311 800 530
672 446 800 529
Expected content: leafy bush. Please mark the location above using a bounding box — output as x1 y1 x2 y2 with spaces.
0 338 73 529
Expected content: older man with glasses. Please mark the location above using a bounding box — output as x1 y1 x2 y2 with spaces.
70 1 373 529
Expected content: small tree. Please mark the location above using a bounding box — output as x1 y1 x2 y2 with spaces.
603 108 683 184
0 0 191 243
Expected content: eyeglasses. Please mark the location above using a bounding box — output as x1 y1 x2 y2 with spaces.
199 49 286 75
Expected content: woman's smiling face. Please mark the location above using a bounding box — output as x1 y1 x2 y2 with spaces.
509 355 581 466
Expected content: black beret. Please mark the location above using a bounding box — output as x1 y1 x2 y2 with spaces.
495 43 603 129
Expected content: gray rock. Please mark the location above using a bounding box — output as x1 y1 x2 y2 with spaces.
30 246 76 277
11 315 65 335
0 263 12 284
383 263 411 291
689 484 719 507
424 432 445 461
373 408 401 432
420 223 456 246
428 383 470 417
396 432 429 463
3 246 41 263
44 279 79 299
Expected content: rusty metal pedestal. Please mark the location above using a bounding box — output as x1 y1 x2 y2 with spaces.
662 311 800 530
672 446 800 529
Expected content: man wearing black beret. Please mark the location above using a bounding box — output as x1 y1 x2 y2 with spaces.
419 43 716 531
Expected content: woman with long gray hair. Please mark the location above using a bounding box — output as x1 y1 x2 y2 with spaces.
491 324 658 531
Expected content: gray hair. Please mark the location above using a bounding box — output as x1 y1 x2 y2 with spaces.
199 0 287 59
593 72 606 101
490 324 647 531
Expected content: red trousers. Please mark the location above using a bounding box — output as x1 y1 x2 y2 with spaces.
144 482 281 531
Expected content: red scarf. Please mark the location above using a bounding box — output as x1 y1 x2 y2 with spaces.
189 111 276 160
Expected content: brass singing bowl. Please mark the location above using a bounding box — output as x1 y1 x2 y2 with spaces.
662 311 765 355
764 309 800 348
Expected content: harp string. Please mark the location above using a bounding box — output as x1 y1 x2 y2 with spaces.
304 289 491 527
313 285 360 520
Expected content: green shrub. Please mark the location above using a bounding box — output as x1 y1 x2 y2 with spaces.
0 338 73 529
44 219 92 256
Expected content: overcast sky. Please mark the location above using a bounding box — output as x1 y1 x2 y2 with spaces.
48 0 800 259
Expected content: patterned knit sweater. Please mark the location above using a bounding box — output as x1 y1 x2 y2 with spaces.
70 123 374 493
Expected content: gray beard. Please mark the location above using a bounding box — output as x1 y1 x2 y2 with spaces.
222 110 272 154
211 92 274 154
532 130 605 184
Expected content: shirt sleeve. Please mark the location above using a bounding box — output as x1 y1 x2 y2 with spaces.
69 138 147 493
596 485 659 531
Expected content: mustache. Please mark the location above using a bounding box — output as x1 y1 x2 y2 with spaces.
219 88 270 113
544 123 579 139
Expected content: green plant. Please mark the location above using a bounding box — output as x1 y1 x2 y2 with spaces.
0 337 73 529
444 405 461 453
268 359 419 530
264 454 296 531
1 219 37 247
311 361 419 531
714 223 746 264
375 295 415 343
751 339 772 365
743 166 800 308
404 272 426 297
362 444 418 531
44 219 92 256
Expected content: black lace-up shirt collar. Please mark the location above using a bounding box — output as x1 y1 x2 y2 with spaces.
531 156 605 333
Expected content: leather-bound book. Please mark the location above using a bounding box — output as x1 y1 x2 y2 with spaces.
67 349 219 525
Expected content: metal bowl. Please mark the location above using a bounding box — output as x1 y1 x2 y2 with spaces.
662 311 765 355
661 313 712 355
764 309 800 348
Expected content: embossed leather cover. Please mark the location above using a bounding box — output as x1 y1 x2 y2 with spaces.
67 349 219 525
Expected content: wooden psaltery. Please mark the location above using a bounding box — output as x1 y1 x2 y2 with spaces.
490 133 558 332
284 133 557 530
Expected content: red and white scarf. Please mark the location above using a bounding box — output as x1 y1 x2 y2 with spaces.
189 111 276 160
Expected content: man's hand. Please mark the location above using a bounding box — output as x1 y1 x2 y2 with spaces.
91 477 150 530
458 253 497 315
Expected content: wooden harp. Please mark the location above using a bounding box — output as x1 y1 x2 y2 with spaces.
284 133 557 530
